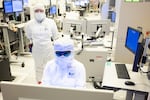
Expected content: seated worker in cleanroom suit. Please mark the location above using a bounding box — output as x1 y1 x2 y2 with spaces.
42 37 86 88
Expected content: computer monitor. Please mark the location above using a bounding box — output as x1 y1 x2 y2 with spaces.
3 1 13 14
86 19 110 37
74 1 80 6
63 19 87 36
80 0 87 7
49 5 57 15
125 27 141 54
125 26 144 72
1 81 114 100
12 0 23 12
84 0 89 4
111 11 116 23
23 0 29 7
74 0 89 7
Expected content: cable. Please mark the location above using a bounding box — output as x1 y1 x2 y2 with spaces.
91 77 102 89
91 77 119 91
76 49 83 55
139 67 150 73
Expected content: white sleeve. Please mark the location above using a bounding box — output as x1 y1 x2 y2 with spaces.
51 20 59 40
41 62 52 86
75 64 86 88
24 22 32 40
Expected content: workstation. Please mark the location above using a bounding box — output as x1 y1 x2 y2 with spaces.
0 0 150 100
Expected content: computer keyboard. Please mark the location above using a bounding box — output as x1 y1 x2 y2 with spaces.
115 64 130 79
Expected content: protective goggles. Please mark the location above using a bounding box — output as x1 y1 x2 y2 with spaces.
55 51 71 57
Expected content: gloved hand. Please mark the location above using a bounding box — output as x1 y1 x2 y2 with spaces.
29 43 33 48
28 43 33 52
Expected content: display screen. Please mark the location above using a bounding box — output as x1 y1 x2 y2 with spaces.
74 0 89 6
23 0 29 6
125 27 141 54
12 0 23 12
3 1 13 13
49 6 57 15
111 11 116 22
75 1 80 6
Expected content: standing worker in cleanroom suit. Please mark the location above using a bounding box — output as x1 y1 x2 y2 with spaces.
42 37 86 88
25 3 59 83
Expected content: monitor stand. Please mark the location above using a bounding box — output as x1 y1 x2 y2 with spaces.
132 43 144 72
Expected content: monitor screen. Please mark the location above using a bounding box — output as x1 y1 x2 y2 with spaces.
125 27 141 54
23 0 29 6
80 1 86 7
49 6 57 15
3 1 13 13
12 0 23 12
74 0 89 6
111 11 116 22
75 1 80 6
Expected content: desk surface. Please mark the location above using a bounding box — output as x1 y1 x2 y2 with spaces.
102 62 150 93
0 23 8 27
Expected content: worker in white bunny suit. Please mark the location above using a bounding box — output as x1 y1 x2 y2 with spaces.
25 3 58 83
42 37 86 88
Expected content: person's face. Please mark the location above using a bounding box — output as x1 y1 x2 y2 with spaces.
55 51 73 69
34 9 45 22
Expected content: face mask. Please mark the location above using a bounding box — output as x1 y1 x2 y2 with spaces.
34 12 45 23
55 54 73 70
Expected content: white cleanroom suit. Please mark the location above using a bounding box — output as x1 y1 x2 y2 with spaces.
42 37 86 88
25 3 58 82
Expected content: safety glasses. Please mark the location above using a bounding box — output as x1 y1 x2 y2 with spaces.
55 51 71 57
